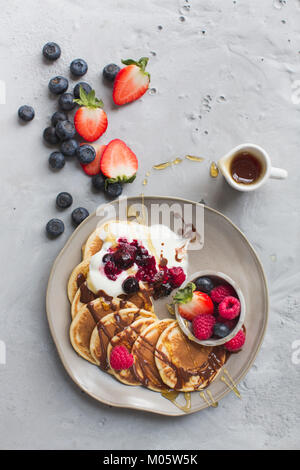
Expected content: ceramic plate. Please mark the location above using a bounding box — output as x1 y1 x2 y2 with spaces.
46 196 269 416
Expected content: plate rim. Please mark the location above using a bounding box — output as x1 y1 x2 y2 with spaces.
46 195 269 416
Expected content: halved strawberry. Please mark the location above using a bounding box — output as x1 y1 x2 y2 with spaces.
80 143 106 176
174 282 214 321
113 57 150 105
100 139 138 185
74 87 108 142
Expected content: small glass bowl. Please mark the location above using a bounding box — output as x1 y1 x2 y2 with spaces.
175 270 246 346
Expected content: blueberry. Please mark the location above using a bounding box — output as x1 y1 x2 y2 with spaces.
153 282 173 299
105 182 123 198
46 218 64 237
48 76 68 95
76 144 96 164
43 42 61 61
60 138 79 157
72 207 89 226
194 276 214 294
43 126 59 145
58 93 76 111
92 173 106 191
55 120 76 141
49 151 65 170
103 63 120 82
18 105 35 122
73 82 92 99
213 323 231 338
51 111 68 127
122 276 139 294
56 192 73 209
102 253 113 263
114 249 135 270
70 59 88 77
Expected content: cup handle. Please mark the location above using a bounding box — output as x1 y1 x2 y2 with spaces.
270 167 288 180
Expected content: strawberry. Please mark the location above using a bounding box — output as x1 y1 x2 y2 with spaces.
113 57 150 105
100 139 138 185
80 143 106 176
73 87 108 142
174 282 214 321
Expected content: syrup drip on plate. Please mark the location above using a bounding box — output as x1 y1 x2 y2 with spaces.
166 304 175 316
161 391 191 412
206 390 218 407
221 368 241 399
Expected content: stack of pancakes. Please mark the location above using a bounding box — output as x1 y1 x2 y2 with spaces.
68 222 227 392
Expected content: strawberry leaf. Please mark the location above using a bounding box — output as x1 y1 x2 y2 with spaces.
73 86 104 109
105 174 136 188
121 57 150 77
173 282 196 304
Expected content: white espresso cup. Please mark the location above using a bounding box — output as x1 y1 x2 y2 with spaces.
217 143 288 192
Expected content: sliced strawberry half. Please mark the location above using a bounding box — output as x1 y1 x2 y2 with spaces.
174 282 214 321
113 57 150 105
100 139 138 185
80 143 106 176
74 87 108 142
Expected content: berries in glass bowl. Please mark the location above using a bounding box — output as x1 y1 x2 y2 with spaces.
174 270 246 349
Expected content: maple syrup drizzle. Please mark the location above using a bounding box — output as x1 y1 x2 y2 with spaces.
200 391 211 407
161 391 191 412
210 162 219 178
206 390 218 408
221 368 241 398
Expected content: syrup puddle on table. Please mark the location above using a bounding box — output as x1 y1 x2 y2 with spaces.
153 158 183 170
210 161 219 178
185 155 204 162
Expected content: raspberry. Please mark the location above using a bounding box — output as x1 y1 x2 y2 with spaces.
224 329 246 351
210 284 236 303
110 345 134 370
104 261 121 280
192 314 216 340
218 296 240 320
169 266 186 287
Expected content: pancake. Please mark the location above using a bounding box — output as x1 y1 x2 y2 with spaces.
132 319 175 392
69 299 135 364
155 322 227 392
82 227 104 259
90 308 156 371
82 219 129 260
71 282 154 319
67 259 90 303
107 316 158 386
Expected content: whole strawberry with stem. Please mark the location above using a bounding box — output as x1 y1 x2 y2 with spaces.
174 282 214 321
113 57 150 105
73 86 108 142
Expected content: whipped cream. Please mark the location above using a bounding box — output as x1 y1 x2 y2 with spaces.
87 221 188 297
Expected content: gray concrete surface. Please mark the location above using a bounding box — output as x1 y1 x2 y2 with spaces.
0 0 300 450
